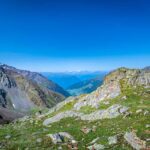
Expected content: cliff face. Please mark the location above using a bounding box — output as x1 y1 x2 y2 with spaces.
0 65 65 112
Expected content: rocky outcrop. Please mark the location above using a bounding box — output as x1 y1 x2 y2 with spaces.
73 67 150 110
43 104 129 126
0 107 24 124
47 132 74 144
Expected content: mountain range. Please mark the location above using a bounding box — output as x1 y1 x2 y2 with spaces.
0 64 69 113
66 76 104 96
41 71 107 89
42 71 107 96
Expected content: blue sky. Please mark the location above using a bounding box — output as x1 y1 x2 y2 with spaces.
0 0 150 72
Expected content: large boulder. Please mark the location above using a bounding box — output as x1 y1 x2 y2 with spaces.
0 107 24 124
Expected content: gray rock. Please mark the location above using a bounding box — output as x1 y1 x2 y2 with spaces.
124 131 146 150
146 138 150 142
58 146 63 150
47 132 74 144
108 135 117 145
121 96 127 100
102 101 110 105
88 137 100 145
146 124 150 128
87 143 105 150
136 109 142 114
144 110 149 116
5 135 11 139
119 106 129 114
36 138 42 143
43 111 83 126
43 104 129 126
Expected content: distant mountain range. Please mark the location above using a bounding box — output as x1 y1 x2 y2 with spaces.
41 72 81 89
41 71 107 89
0 64 69 112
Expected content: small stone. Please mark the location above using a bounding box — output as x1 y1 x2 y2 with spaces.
88 137 99 145
121 96 127 100
144 110 149 116
36 138 42 143
108 135 117 145
5 135 11 139
30 120 33 124
146 138 150 142
103 101 110 105
58 146 63 150
146 124 150 128
119 106 129 114
87 143 105 150
71 140 77 144
136 109 142 114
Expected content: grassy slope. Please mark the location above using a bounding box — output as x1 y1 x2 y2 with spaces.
0 86 149 150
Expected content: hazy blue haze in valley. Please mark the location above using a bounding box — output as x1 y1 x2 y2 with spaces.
0 0 150 71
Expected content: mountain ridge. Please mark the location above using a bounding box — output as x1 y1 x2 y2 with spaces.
0 64 69 112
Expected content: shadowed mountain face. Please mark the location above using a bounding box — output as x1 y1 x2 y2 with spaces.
0 64 69 112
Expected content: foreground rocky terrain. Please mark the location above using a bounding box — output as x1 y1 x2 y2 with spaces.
0 67 149 150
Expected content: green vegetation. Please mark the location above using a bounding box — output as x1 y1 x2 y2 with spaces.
0 86 149 150
79 105 96 114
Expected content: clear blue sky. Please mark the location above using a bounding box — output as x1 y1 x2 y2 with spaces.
0 0 150 72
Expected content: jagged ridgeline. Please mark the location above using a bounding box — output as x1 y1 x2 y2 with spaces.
0 67 149 150
0 64 70 112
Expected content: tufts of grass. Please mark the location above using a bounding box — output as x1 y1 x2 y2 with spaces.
79 105 96 114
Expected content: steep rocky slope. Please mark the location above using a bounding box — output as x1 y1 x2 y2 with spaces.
0 64 66 112
0 67 149 150
1 64 70 97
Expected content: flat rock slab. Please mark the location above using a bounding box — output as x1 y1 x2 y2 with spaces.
43 104 129 126
124 131 146 150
